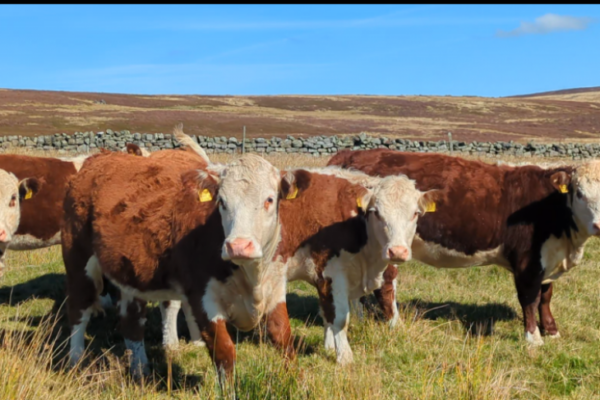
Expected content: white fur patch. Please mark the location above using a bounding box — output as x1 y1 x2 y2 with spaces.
525 326 544 346
8 231 61 250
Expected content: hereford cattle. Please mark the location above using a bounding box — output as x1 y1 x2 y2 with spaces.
281 166 437 364
328 149 600 346
155 150 437 365
62 150 294 380
0 170 41 276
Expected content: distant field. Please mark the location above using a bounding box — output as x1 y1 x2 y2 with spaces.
2 87 600 143
1 149 600 399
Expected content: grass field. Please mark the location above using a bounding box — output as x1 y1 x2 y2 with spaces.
1 150 600 399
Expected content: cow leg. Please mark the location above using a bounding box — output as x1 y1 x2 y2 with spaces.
515 274 543 346
190 293 236 383
350 299 364 321
265 302 296 362
0 243 7 278
181 299 205 347
118 292 149 380
317 278 336 351
539 283 560 338
65 254 104 367
324 270 353 365
373 264 399 328
159 300 181 349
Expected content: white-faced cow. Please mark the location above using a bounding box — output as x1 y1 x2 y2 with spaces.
156 158 438 365
328 148 600 346
0 169 41 276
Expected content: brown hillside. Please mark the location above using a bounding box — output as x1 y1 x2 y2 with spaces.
1 88 600 143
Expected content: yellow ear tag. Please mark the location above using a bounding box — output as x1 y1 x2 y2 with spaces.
559 184 568 194
425 201 436 213
286 187 298 200
24 188 33 200
199 189 213 202
356 197 362 209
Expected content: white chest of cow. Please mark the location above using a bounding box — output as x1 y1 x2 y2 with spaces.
202 261 288 332
540 233 585 284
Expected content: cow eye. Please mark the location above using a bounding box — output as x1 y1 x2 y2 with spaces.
266 196 274 204
576 189 583 200
9 195 16 207
218 197 227 210
412 211 419 221
370 208 380 219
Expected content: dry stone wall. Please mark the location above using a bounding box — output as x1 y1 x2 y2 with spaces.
0 130 597 160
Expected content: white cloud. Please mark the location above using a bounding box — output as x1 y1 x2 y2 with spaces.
497 13 595 37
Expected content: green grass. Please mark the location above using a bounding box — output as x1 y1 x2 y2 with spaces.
1 239 600 399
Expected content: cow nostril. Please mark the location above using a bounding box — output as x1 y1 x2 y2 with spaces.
594 223 600 232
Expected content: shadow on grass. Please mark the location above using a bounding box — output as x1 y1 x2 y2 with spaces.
399 298 518 336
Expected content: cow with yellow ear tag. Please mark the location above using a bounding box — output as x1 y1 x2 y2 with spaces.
0 171 41 278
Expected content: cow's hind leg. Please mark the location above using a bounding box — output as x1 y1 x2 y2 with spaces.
65 254 104 367
539 283 560 338
119 292 149 380
373 264 399 328
317 278 335 352
182 299 205 347
159 300 181 349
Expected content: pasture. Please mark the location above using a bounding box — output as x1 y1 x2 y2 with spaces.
1 150 600 399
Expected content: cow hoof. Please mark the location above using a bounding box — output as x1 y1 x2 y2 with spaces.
525 327 544 346
130 364 150 382
548 331 561 339
388 313 399 329
336 350 354 366
191 339 206 347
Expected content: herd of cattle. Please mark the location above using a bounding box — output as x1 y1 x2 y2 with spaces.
0 125 599 383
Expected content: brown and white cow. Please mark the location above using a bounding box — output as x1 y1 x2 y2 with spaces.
158 161 438 365
328 148 600 346
281 166 437 364
0 169 41 276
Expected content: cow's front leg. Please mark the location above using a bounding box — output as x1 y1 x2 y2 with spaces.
265 302 296 362
191 293 236 385
373 264 399 328
324 268 353 365
119 293 149 380
515 271 543 346
539 283 560 338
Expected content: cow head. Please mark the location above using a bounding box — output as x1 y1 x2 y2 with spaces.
366 175 438 263
208 155 282 264
561 161 600 237
0 171 41 276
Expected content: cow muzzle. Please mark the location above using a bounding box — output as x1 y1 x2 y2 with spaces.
593 222 600 236
0 229 8 243
222 238 263 261
385 245 411 263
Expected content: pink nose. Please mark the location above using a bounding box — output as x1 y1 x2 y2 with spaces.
0 230 7 242
387 246 410 262
225 238 257 259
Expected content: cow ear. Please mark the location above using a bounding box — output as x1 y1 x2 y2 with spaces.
356 187 373 213
126 143 143 156
280 169 311 200
550 171 571 194
181 169 219 203
418 189 441 214
18 177 42 201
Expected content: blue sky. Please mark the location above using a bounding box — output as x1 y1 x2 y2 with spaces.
1 4 598 97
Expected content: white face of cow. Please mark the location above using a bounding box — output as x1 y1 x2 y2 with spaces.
0 171 40 276
0 171 21 245
366 176 435 263
214 154 281 263
569 161 600 237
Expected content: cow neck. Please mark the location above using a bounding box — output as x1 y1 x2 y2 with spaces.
364 217 389 271
237 218 283 291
